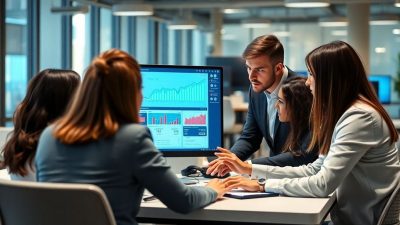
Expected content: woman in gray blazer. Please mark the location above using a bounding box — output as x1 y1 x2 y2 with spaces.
35 49 229 225
217 41 400 225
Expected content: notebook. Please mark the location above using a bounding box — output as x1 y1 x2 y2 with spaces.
224 190 279 199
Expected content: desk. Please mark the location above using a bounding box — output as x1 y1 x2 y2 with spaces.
232 102 248 113
231 101 248 125
138 193 336 225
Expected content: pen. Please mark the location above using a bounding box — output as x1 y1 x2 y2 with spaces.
143 195 157 202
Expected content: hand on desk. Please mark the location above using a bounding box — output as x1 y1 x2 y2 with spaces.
223 176 260 192
206 178 233 199
206 147 252 177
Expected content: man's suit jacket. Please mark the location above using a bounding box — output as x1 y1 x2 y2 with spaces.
230 69 298 164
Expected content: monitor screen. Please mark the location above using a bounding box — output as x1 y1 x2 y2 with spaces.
206 56 249 94
139 65 223 157
295 71 308 77
368 75 391 104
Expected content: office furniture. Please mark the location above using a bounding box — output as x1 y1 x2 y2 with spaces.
138 193 336 225
377 181 400 225
230 97 249 113
0 127 12 145
0 127 12 161
0 179 116 225
223 96 243 147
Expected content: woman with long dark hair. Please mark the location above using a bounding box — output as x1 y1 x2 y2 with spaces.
207 76 317 175
218 41 400 225
1 69 80 181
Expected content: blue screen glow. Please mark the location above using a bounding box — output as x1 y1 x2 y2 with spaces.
368 75 391 104
139 65 223 156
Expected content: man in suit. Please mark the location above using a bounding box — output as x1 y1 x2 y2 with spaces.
208 35 298 171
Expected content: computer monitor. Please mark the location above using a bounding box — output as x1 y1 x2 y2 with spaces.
368 75 391 104
295 71 308 77
139 65 223 157
206 56 249 94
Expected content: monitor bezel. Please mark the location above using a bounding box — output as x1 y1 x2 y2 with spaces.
140 64 224 157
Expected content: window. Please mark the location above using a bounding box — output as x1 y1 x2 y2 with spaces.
5 0 28 119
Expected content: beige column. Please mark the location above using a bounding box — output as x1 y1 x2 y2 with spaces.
347 3 370 73
211 8 223 56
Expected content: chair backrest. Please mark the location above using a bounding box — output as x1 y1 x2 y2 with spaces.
223 96 236 132
0 179 117 225
377 181 400 225
0 127 13 161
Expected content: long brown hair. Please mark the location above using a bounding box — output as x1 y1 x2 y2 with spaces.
2 69 80 175
281 77 313 155
54 49 142 144
242 34 284 64
306 41 398 155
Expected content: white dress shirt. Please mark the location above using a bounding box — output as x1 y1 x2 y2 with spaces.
264 66 288 140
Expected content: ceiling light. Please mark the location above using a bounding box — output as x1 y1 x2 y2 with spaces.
223 8 246 14
318 17 348 27
284 0 330 8
370 16 399 26
393 29 400 35
51 5 89 15
168 18 197 30
241 19 271 28
112 3 153 16
375 47 386 54
272 31 290 37
331 30 347 36
395 0 400 7
222 34 237 40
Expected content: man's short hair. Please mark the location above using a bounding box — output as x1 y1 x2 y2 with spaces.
242 35 284 64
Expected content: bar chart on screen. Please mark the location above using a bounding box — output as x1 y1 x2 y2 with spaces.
183 113 207 125
148 113 181 125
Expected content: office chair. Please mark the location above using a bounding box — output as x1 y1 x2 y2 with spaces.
377 181 400 225
0 179 116 225
223 96 243 147
0 127 13 161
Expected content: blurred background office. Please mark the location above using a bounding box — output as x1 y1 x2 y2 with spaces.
1 0 400 128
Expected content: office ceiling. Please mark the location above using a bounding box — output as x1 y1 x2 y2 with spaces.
74 0 400 28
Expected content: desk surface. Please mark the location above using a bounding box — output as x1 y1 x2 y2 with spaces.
138 192 336 225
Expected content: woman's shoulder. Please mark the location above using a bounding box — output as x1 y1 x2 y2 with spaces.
338 100 383 128
117 124 152 140
40 125 55 140
346 100 380 118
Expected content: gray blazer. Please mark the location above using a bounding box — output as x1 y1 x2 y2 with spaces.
35 124 217 225
251 101 400 225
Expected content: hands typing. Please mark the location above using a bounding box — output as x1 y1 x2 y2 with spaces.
206 147 253 177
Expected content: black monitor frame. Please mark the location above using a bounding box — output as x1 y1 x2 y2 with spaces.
206 56 249 94
140 64 223 157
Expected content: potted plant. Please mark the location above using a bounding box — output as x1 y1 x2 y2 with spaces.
394 53 400 98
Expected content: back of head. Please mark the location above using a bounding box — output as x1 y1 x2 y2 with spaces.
242 34 284 64
305 40 397 155
2 69 80 176
54 48 142 145
281 77 312 152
